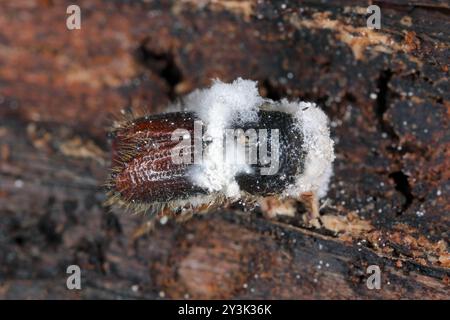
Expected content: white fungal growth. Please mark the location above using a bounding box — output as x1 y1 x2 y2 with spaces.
173 77 335 199
280 100 335 198
180 78 263 198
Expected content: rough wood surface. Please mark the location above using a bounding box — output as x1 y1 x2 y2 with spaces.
0 0 448 299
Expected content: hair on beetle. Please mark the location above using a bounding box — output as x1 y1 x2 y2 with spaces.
105 78 335 228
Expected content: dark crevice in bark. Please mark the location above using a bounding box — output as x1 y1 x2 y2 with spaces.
134 42 183 100
375 69 397 139
261 79 285 100
389 171 414 215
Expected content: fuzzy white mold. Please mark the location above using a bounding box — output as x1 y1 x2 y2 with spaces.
266 100 335 198
173 78 335 199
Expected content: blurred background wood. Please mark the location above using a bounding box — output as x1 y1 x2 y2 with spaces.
0 0 448 299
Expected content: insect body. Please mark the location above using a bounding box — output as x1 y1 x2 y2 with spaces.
107 78 335 227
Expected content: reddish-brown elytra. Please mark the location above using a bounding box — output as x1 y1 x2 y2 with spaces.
109 112 207 204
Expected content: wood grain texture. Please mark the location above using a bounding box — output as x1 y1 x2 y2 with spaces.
0 0 448 299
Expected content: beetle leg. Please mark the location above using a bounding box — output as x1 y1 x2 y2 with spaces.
131 207 172 239
132 219 155 239
300 191 321 228
259 196 296 219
